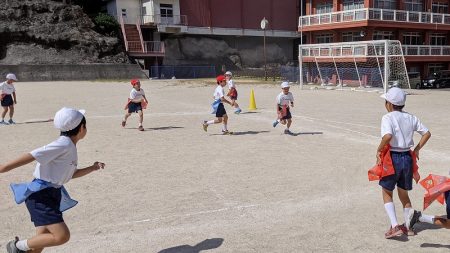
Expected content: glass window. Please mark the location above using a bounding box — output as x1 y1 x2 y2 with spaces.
403 32 423 45
431 33 447 45
121 9 127 17
373 31 394 40
316 2 333 14
428 63 445 75
160 3 173 17
374 0 396 9
343 0 364 10
316 33 334 43
432 3 448 13
405 0 423 12
342 31 363 42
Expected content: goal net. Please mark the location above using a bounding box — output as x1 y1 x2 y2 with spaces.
299 40 410 91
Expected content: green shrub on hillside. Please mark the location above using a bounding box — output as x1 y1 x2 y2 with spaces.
94 13 119 36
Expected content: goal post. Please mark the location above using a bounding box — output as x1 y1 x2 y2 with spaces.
299 40 410 92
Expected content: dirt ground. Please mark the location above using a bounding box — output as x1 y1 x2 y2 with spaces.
0 80 449 252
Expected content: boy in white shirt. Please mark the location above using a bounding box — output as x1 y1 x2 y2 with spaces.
376 87 431 238
202 75 233 134
225 71 242 114
122 79 148 131
0 73 18 124
0 107 105 253
273 82 294 134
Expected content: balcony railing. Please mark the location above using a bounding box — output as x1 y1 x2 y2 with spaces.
142 14 188 26
127 41 165 54
299 8 450 27
402 45 450 56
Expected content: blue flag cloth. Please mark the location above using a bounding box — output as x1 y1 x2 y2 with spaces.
211 99 221 114
10 179 78 212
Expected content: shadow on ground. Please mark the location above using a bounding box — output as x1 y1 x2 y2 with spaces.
420 243 450 249
158 238 224 253
414 222 444 233
124 126 184 131
289 131 323 136
209 130 270 136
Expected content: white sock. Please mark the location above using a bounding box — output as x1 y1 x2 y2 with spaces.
384 202 398 227
16 240 30 251
403 207 412 228
277 119 280 123
419 214 435 224
138 123 142 127
207 120 215 125
223 124 228 131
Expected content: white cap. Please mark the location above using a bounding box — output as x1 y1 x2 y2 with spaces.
225 71 232 76
281 82 290 88
53 107 86 132
380 87 406 106
6 73 18 81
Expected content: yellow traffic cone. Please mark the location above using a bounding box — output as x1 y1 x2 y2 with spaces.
248 89 257 110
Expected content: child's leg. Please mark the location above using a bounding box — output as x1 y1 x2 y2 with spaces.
26 223 70 250
280 119 287 125
222 114 228 131
287 119 292 129
382 188 399 227
1 106 8 120
138 110 143 126
8 105 14 119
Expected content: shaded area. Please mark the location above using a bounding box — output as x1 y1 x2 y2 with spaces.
413 222 443 233
289 131 323 136
420 243 450 249
158 238 224 253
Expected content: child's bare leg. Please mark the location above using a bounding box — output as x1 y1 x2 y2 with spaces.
123 112 131 121
280 119 287 125
287 119 292 129
138 110 143 125
223 114 228 131
2 106 8 119
9 105 14 119
434 217 450 229
397 188 412 208
28 227 48 253
27 223 70 250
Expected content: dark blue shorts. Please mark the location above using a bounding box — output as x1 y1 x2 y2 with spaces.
25 187 64 227
379 151 413 191
216 103 226 118
128 102 142 113
1 94 13 107
445 191 450 219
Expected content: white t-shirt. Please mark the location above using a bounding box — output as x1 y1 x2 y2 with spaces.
276 92 294 106
30 136 78 185
0 81 15 95
227 80 236 89
381 111 429 152
214 85 224 100
130 88 145 103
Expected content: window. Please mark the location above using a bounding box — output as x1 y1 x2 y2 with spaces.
121 8 127 17
403 32 423 45
404 0 423 12
373 31 394 40
160 3 173 17
316 3 333 14
342 31 363 42
431 33 447 45
316 33 334 43
432 3 448 13
374 0 396 9
428 63 445 75
343 0 364 10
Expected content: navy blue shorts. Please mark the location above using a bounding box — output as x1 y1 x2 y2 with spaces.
1 94 13 107
128 102 142 113
379 151 413 191
25 187 64 227
445 191 450 219
216 103 226 118
278 107 292 120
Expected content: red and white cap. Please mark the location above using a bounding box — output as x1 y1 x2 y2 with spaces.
380 87 406 106
216 75 226 83
54 107 86 132
130 79 140 86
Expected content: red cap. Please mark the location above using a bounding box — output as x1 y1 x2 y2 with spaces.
216 75 226 84
131 79 140 86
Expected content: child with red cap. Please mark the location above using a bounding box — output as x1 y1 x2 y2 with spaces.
122 79 148 131
202 75 233 134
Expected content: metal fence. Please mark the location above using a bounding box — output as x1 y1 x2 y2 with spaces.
150 66 216 79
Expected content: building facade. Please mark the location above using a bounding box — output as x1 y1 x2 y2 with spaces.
299 0 450 79
107 0 301 76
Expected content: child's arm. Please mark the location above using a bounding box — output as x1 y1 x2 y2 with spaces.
142 95 149 104
290 101 294 107
376 134 392 165
414 131 431 160
72 162 105 179
0 153 35 173
220 96 232 105
13 91 16 104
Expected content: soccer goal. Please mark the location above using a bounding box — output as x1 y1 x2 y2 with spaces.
299 40 410 92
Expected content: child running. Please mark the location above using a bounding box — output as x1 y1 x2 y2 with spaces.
0 73 18 124
0 107 105 253
376 87 431 238
202 75 233 134
272 82 294 135
225 71 242 114
122 79 148 131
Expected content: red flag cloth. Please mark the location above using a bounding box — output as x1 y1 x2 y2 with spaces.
368 145 419 182
420 174 450 210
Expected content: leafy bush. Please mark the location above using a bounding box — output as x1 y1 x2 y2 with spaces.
94 13 119 36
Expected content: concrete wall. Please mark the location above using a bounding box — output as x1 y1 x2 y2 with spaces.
0 64 147 81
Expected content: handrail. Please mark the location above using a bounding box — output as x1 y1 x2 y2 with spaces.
402 45 450 56
299 8 450 27
127 41 165 54
119 16 128 51
136 21 145 53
